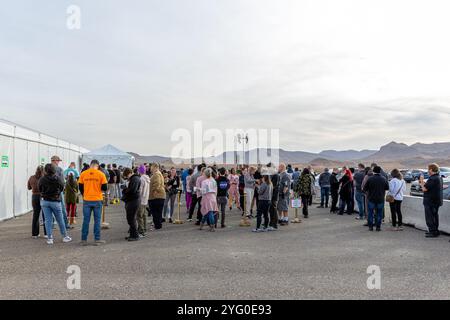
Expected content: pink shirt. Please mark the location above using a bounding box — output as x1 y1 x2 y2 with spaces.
228 174 239 186
196 175 207 198
200 178 218 216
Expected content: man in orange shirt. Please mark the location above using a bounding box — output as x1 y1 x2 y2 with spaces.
79 160 108 246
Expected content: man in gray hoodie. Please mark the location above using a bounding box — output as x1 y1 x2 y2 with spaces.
318 168 331 208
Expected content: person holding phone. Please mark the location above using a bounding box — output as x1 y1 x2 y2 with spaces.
420 163 444 238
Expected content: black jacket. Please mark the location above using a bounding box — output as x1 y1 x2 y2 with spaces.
271 174 280 202
339 175 353 200
423 174 444 207
330 173 339 192
39 175 65 202
363 174 389 203
121 174 141 203
167 176 181 196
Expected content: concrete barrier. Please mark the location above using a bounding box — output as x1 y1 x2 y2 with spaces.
402 196 450 233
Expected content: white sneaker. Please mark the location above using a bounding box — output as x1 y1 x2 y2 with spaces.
44 235 48 239
63 236 73 243
47 238 54 245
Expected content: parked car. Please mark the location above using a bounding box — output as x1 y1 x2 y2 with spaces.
403 171 413 183
411 169 429 181
439 167 450 178
410 177 450 200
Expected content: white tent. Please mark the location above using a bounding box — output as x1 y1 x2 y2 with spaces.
82 144 134 168
0 119 88 222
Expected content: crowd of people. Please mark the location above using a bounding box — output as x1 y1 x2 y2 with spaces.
26 155 447 245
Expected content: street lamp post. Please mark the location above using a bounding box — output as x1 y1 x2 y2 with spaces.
236 133 249 167
237 133 251 227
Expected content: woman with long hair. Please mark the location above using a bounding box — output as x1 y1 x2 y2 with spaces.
38 164 72 245
388 169 406 231
338 169 354 215
228 168 241 211
163 168 181 224
28 166 45 238
65 173 79 226
200 168 218 232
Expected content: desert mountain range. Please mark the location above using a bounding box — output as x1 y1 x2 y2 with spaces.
129 141 450 170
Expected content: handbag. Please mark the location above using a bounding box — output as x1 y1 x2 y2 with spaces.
386 182 404 203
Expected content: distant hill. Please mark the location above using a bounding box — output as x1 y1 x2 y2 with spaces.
127 152 175 165
319 149 377 161
309 158 345 168
364 142 422 161
364 141 450 161
410 142 450 157
129 141 450 169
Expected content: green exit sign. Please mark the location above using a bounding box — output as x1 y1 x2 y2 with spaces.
1 156 9 168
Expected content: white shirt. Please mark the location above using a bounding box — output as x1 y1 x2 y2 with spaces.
388 178 406 201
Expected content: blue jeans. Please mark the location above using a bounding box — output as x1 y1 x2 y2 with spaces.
41 200 67 239
82 201 103 241
355 191 365 218
368 201 384 228
320 187 330 206
339 197 352 214
115 184 122 199
201 211 216 226
60 192 69 228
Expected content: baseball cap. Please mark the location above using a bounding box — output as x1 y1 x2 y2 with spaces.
51 155 62 162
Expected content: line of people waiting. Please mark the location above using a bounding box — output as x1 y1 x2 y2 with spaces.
27 156 446 245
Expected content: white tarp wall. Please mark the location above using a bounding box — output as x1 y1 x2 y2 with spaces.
0 120 88 222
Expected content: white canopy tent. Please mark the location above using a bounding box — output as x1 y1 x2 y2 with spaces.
0 119 88 222
82 144 134 168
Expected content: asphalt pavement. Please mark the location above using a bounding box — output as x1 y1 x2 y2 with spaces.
1 199 450 300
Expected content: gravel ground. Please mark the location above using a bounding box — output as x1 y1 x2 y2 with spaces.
1 200 450 300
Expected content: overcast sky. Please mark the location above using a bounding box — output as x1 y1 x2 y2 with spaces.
1 0 450 156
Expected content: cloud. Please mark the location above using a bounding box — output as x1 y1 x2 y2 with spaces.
1 0 450 155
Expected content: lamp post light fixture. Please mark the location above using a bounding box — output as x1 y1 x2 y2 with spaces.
237 133 251 227
236 133 249 167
